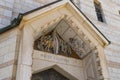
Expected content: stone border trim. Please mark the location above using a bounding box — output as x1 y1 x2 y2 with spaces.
0 5 13 11
0 60 17 69
108 61 120 69
2 77 12 80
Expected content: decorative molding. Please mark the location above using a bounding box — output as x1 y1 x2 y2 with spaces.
33 50 82 67
34 29 72 56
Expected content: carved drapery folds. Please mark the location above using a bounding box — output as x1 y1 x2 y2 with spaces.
34 27 92 59
34 30 72 57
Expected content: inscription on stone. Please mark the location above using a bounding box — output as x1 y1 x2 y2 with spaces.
33 50 82 67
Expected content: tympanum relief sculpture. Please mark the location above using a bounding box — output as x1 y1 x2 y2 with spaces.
34 30 72 57
33 20 103 80
34 28 91 59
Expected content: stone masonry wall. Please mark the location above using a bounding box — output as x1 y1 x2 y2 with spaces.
0 29 18 80
0 0 56 29
11 0 56 20
0 0 15 28
0 0 120 80
79 0 120 80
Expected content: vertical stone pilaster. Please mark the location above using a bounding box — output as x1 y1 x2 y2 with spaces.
97 45 110 80
16 24 34 80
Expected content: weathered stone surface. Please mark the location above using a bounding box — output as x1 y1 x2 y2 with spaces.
0 0 120 80
0 29 17 80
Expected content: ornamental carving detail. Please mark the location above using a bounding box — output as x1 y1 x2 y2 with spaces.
34 30 72 57
34 29 91 59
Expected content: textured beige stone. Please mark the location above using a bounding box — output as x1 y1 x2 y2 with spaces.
3 53 15 63
32 50 84 80
0 65 13 80
15 1 109 80
0 60 14 69
0 56 3 64
0 29 17 80
19 65 32 80
0 0 120 80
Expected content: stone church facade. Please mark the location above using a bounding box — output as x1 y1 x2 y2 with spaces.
0 0 120 80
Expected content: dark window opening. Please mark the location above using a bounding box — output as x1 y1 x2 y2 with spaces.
94 2 104 22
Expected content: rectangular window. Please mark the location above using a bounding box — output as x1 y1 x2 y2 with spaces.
94 2 104 22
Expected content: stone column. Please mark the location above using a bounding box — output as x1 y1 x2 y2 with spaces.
97 45 110 80
16 24 34 80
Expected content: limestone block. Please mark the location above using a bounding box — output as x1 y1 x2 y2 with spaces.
6 0 14 4
32 59 55 73
106 44 120 54
0 18 2 23
32 50 85 80
0 46 8 56
0 41 5 48
8 43 16 53
0 65 13 79
0 24 5 28
5 2 14 8
3 52 15 63
2 18 10 26
21 26 34 65
32 58 84 80
0 1 5 6
20 65 32 80
3 9 12 17
0 56 3 64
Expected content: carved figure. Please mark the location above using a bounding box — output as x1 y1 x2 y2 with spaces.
34 30 72 57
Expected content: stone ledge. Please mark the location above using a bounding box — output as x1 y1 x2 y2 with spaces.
33 50 83 67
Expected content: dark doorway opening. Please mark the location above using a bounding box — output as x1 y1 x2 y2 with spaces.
32 68 69 80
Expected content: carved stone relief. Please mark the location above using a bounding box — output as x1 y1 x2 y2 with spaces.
69 37 91 58
34 20 93 59
33 18 104 80
34 30 72 57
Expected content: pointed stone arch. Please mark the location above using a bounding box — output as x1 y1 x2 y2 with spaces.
32 64 79 80
16 1 110 80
